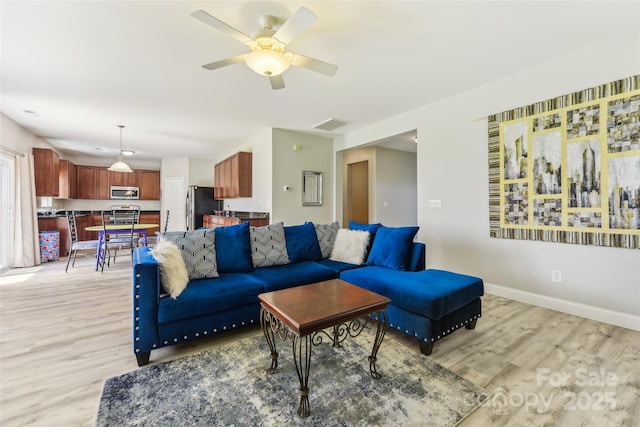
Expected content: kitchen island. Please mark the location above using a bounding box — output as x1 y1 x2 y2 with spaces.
203 212 269 228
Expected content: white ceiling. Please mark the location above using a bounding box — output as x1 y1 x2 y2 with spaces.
2 1 637 163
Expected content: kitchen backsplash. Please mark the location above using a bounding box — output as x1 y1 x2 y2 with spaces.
37 197 161 212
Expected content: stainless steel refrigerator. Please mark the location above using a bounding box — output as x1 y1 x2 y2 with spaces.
185 186 222 230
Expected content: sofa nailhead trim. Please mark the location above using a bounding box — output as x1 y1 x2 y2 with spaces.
136 349 139 353
135 337 139 341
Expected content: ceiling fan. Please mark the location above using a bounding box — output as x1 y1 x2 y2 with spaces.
191 7 338 90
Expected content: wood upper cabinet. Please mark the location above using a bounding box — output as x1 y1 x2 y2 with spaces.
76 166 97 199
214 162 223 199
76 166 109 199
109 169 139 187
96 167 110 200
139 169 160 200
58 160 77 199
214 151 252 199
33 148 60 197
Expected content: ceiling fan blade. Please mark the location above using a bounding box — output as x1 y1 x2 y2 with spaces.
269 74 285 90
272 7 317 46
290 53 338 77
191 10 253 46
202 54 247 71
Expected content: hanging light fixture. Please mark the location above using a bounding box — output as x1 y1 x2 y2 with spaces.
108 125 133 173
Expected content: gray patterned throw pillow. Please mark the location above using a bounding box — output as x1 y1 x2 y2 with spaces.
160 229 219 280
250 222 289 267
313 221 339 259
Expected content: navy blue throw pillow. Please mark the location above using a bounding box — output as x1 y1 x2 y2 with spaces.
366 225 419 271
284 222 323 263
214 222 253 273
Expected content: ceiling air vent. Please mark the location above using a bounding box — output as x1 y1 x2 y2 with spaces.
312 118 351 131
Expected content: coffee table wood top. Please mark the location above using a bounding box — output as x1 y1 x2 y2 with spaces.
258 279 390 336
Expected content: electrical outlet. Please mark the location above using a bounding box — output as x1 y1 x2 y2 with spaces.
551 270 562 283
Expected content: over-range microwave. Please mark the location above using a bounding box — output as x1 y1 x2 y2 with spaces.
110 186 140 200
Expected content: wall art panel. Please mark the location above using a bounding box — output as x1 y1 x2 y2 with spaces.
488 75 640 249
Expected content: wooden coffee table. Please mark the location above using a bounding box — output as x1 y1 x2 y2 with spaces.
258 279 390 417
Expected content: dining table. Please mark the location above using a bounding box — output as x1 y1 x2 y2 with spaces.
85 223 159 271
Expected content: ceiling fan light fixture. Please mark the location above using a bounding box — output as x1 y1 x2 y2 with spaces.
245 48 291 77
108 125 133 173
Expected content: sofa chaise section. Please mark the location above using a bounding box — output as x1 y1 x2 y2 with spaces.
340 267 484 355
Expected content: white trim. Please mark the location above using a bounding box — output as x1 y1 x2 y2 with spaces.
484 282 640 332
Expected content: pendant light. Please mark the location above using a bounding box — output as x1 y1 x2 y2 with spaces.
108 125 133 173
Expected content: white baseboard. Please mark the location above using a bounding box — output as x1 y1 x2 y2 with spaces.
484 282 640 332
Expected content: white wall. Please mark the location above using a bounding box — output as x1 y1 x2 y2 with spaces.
1 113 51 155
336 36 640 328
187 158 215 187
271 129 334 225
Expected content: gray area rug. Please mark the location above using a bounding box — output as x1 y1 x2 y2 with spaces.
96 327 487 426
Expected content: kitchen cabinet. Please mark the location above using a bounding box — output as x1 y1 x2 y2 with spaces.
96 167 110 199
33 148 60 197
139 213 160 235
77 166 110 200
77 215 101 241
214 151 252 198
76 166 97 199
139 170 160 200
109 169 139 187
37 216 70 258
75 167 103 199
58 160 77 199
214 163 223 198
203 215 268 228
203 215 240 228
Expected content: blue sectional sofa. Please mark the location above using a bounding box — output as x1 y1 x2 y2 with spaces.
132 221 483 366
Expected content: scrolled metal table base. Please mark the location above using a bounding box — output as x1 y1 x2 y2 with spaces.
260 307 388 417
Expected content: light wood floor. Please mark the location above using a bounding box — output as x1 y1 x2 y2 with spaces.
1 254 638 426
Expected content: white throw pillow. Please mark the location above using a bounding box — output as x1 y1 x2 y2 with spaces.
329 229 370 265
150 240 189 299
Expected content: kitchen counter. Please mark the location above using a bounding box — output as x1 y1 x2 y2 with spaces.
37 210 160 218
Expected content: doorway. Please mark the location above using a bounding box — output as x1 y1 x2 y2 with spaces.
346 160 369 224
